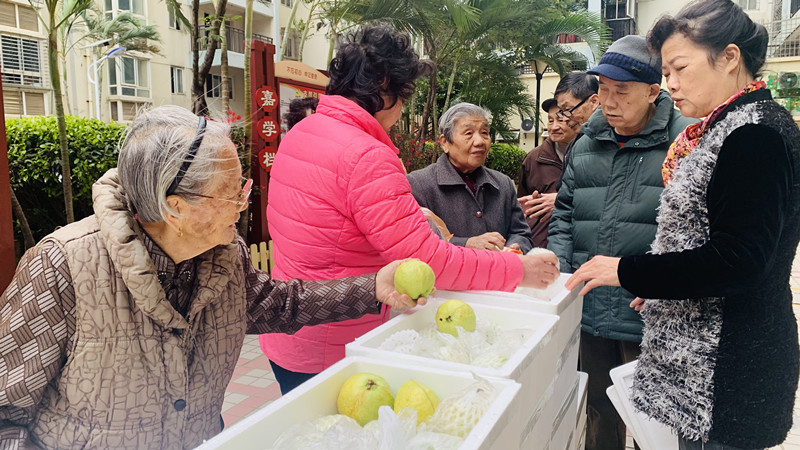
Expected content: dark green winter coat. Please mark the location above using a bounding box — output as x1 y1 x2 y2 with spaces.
547 90 696 342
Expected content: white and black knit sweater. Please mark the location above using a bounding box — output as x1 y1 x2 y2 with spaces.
617 89 800 448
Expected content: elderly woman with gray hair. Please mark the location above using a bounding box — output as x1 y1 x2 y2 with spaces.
0 105 423 450
407 102 533 253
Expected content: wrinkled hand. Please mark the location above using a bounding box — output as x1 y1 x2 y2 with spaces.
630 297 645 311
466 232 506 251
375 259 430 312
519 192 556 222
519 252 560 289
508 243 520 251
565 255 621 296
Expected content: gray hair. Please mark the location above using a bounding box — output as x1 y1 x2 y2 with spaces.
117 105 235 222
439 102 491 143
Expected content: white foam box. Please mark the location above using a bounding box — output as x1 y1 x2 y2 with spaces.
573 372 588 450
521 372 580 450
521 325 580 450
196 356 522 450
435 273 584 362
346 299 559 449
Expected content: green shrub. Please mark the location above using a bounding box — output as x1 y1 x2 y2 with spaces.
8 116 127 241
486 143 526 181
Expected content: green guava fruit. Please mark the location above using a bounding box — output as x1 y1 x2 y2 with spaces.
394 260 435 299
336 372 395 426
436 299 477 337
394 379 441 424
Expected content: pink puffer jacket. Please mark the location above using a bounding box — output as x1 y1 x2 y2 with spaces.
261 95 523 373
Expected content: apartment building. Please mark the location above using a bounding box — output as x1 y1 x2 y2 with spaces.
518 0 800 150
0 0 331 120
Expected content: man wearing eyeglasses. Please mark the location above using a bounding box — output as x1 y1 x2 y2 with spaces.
517 98 578 248
547 36 696 450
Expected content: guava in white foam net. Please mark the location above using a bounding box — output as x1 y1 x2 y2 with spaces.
424 375 498 438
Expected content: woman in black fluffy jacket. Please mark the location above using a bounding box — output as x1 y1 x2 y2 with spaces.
566 0 800 448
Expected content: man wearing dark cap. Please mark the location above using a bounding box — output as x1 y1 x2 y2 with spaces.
547 35 696 450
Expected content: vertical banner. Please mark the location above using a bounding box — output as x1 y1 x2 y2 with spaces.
249 40 277 244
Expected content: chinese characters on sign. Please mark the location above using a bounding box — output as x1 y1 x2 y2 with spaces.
258 148 278 172
256 86 278 112
257 117 279 142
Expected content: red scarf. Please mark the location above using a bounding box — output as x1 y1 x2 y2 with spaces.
662 81 766 186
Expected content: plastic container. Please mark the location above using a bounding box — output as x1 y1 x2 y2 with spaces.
573 372 588 450
607 360 678 450
196 357 522 450
346 299 559 449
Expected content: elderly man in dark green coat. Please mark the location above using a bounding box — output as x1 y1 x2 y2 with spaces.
547 36 696 450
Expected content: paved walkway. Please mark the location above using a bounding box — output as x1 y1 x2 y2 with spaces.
222 247 800 447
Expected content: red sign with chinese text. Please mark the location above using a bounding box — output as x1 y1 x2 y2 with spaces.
256 86 278 112
256 117 279 142
258 147 278 172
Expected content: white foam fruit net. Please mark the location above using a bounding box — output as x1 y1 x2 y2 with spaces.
378 319 530 369
268 375 499 449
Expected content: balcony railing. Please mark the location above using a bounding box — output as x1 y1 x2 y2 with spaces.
765 16 800 58
198 25 272 54
606 17 635 42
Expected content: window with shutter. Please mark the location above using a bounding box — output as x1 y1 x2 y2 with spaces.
17 5 38 31
0 34 43 87
0 3 16 27
3 90 21 115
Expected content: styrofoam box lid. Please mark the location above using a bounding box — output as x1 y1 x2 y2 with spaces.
347 299 559 380
196 356 522 450
435 273 583 316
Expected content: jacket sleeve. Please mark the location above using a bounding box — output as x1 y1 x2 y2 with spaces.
618 124 792 299
241 241 381 334
503 177 534 253
0 242 75 448
548 148 576 271
346 146 523 291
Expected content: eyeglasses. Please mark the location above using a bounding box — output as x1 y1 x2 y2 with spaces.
182 177 253 211
556 96 591 120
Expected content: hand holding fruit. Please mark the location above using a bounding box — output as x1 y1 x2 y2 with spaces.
518 251 560 289
465 232 506 251
376 259 432 312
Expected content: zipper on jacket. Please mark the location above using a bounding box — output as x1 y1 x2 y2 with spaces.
630 156 644 201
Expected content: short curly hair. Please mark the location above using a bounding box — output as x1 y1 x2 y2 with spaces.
284 97 319 130
326 22 432 116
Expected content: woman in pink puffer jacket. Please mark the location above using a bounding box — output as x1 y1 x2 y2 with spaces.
263 23 559 393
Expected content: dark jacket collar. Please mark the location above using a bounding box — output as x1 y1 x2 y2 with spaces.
434 153 500 191
710 88 772 126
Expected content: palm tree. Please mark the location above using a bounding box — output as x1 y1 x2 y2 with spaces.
192 0 229 114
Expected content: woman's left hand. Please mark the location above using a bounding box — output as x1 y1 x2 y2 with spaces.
375 259 431 312
565 255 622 296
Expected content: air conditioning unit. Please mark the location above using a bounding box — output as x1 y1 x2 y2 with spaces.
778 71 799 89
520 118 535 133
776 71 800 99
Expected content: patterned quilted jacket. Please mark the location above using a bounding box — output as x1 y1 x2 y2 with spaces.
0 170 381 449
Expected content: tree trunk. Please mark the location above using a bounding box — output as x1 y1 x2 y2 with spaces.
238 0 254 238
443 52 460 112
221 19 230 112
10 187 34 250
48 30 74 223
281 0 301 59
192 0 228 115
417 63 437 143
297 1 317 61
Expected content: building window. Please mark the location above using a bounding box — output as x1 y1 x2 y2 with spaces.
735 0 758 9
171 67 184 94
109 100 147 121
168 8 181 30
3 89 45 116
0 3 39 32
0 35 43 87
281 27 300 60
281 0 293 6
108 56 150 97
104 0 144 19
205 74 233 99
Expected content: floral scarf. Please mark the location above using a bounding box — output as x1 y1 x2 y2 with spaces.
662 80 766 186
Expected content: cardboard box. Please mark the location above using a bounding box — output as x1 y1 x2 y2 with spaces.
197 357 522 450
